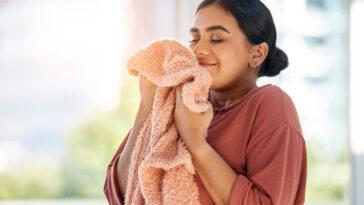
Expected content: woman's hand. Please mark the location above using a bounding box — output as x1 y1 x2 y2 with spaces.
173 85 213 152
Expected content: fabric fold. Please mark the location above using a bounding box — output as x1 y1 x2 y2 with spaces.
124 39 212 205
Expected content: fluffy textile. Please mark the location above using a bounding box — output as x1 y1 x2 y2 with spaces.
124 39 212 205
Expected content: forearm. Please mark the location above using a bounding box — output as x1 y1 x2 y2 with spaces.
190 141 238 205
117 100 153 198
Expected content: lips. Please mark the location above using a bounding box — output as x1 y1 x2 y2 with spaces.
199 63 217 67
197 58 217 68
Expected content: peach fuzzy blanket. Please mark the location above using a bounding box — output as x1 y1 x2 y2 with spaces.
124 39 212 205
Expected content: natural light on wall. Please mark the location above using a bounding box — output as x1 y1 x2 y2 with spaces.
350 0 364 155
0 0 132 203
0 0 128 164
350 0 364 204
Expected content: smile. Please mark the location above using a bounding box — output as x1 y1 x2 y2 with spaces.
199 63 217 68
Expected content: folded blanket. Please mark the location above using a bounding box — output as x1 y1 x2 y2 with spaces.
124 39 213 205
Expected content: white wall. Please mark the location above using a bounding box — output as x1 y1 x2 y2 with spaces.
350 0 364 204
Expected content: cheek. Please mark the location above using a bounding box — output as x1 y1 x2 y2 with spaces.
213 45 249 72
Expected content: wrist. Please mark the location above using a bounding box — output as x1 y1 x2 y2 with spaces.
139 97 153 111
134 102 152 127
188 137 209 156
141 94 154 105
189 140 210 161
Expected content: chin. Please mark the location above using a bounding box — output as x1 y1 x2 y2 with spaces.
208 81 218 91
209 82 233 92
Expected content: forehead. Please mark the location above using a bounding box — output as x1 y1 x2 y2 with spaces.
192 4 239 32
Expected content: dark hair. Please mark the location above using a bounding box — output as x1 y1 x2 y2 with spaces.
196 0 288 77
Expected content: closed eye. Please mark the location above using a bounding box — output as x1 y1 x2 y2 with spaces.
211 39 223 43
188 39 223 43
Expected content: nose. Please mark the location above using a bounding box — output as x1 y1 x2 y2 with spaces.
191 41 210 57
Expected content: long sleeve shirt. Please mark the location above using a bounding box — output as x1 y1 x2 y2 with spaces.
104 83 307 205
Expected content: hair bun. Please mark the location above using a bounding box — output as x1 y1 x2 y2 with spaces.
259 46 289 77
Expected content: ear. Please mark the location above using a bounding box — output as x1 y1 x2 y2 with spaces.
249 42 269 69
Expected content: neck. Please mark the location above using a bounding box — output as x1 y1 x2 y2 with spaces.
209 80 257 109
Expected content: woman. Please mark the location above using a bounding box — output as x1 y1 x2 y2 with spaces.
104 0 307 204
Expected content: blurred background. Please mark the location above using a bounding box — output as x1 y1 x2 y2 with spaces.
0 0 363 204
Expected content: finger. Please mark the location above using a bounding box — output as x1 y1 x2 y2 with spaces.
177 86 185 109
175 87 180 105
178 86 183 98
176 86 181 98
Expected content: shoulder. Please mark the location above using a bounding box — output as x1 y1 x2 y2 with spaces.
249 84 303 137
254 84 293 107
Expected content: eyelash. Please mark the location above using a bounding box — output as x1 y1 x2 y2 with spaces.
188 39 223 43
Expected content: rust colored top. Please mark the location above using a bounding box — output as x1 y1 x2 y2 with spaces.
104 84 307 205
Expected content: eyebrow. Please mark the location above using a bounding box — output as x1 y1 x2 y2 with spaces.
189 25 230 34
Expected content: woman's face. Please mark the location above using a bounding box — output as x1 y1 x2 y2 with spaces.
189 4 256 91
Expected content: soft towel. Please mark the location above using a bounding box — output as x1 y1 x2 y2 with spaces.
124 39 213 205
